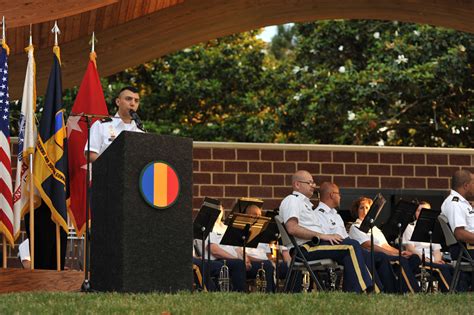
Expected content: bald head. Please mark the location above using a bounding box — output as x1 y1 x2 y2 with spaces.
319 182 342 208
291 170 316 198
452 169 472 190
292 170 311 185
246 204 262 217
452 169 474 198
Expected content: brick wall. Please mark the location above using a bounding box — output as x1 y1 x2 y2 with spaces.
192 142 473 212
2 140 473 265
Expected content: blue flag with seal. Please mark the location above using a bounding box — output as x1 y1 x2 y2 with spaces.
33 45 68 232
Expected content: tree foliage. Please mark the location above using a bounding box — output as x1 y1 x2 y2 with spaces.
51 20 474 147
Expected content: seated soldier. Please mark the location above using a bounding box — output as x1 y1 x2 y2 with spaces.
244 204 278 292
441 169 474 291
206 205 271 292
402 201 453 292
349 196 420 293
192 243 224 291
280 171 380 293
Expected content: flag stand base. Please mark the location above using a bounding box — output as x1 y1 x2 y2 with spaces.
0 268 83 293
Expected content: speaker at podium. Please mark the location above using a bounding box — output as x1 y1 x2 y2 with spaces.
90 131 193 293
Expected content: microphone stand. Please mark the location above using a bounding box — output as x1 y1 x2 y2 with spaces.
69 112 109 292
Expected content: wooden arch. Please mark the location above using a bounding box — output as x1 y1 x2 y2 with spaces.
4 0 474 98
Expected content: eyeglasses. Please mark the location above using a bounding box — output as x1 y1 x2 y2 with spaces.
298 180 316 186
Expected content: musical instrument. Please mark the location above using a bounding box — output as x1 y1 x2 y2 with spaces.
255 262 267 292
218 260 230 292
302 271 310 292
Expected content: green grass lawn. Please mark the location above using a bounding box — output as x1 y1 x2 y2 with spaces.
0 292 472 315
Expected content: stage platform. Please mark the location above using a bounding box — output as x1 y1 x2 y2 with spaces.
0 268 83 293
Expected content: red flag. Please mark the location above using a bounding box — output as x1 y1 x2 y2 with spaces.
67 52 108 237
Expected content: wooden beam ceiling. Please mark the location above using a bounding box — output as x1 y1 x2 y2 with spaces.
3 0 474 99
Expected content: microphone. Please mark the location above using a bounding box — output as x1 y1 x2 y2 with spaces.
129 109 145 131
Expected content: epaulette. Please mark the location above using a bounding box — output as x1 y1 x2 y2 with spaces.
452 196 459 202
100 117 113 123
318 208 325 213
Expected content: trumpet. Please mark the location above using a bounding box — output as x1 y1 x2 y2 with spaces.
219 260 230 292
255 262 267 293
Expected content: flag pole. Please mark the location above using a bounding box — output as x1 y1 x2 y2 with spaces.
51 21 62 271
56 224 60 271
28 26 35 270
1 16 7 269
2 235 6 268
29 154 34 270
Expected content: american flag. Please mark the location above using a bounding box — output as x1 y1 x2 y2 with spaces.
0 42 14 246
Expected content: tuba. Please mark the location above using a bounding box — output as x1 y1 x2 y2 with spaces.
255 262 267 292
218 260 230 292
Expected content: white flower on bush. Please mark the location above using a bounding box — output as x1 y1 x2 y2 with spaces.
173 129 181 134
338 45 344 51
310 49 316 54
373 32 380 39
338 66 346 73
413 30 420 36
395 54 408 64
293 93 301 101
347 111 355 121
369 80 378 87
292 66 301 74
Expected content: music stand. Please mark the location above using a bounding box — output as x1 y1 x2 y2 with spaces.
246 213 282 290
193 197 221 291
230 197 264 214
358 193 387 286
380 199 418 293
410 208 443 292
220 213 270 289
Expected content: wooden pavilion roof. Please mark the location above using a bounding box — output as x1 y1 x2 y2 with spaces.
3 0 474 99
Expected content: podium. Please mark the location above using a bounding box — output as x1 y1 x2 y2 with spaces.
90 131 193 293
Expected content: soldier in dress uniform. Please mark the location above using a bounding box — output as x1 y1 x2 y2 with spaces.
403 201 453 292
349 196 420 293
85 86 144 162
279 170 378 293
441 169 474 290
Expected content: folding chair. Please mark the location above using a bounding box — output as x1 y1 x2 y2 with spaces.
438 214 474 292
274 215 342 292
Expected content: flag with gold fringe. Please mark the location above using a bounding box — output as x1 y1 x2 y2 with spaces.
33 45 68 232
12 43 37 240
